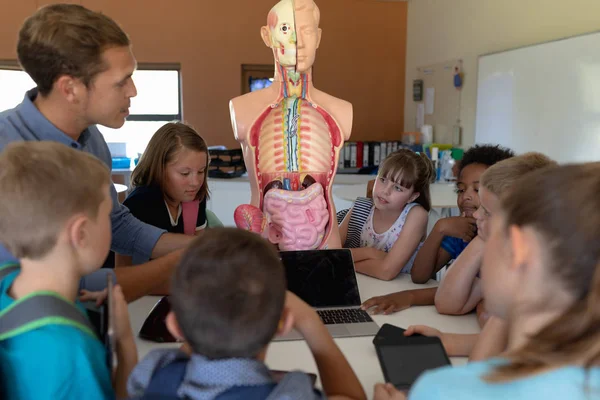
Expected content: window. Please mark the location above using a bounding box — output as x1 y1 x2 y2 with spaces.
241 64 274 94
0 64 36 111
98 66 182 157
0 63 182 157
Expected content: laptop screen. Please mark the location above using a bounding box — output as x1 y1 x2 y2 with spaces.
279 249 361 308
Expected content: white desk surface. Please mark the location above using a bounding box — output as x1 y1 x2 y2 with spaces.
333 182 458 209
129 274 479 398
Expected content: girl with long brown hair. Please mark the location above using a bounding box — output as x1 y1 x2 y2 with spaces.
117 122 221 266
339 149 436 280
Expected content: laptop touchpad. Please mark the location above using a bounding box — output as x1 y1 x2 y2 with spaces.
327 325 351 337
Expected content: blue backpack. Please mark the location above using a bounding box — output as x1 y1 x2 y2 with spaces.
0 263 98 339
0 263 110 367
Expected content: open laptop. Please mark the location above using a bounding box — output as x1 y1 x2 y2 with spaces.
274 249 379 341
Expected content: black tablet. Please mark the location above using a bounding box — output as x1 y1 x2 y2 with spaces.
372 323 407 344
374 326 450 390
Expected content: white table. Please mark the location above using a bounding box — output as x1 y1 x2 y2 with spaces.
128 274 480 398
333 182 458 209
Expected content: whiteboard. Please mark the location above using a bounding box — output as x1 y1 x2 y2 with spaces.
475 31 600 163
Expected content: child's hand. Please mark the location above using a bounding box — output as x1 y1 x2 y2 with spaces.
373 383 407 400
405 324 443 338
79 288 108 307
284 291 320 331
361 291 413 315
405 325 452 354
112 284 134 343
437 215 477 242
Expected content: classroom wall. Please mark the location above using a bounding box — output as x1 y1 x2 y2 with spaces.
405 0 600 148
0 0 408 148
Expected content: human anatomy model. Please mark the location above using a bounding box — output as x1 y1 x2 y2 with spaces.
230 0 352 251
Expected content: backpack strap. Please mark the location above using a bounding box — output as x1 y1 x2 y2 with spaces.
0 291 96 341
0 263 19 281
138 358 188 400
344 197 373 248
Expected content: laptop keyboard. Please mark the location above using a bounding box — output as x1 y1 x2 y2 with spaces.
317 308 373 325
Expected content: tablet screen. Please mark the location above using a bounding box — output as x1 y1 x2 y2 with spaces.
379 343 450 387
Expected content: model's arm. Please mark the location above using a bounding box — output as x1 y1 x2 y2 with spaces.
229 99 247 142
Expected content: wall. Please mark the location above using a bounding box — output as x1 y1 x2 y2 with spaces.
405 0 600 148
0 0 408 148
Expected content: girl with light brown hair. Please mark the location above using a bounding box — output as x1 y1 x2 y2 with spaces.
116 122 222 266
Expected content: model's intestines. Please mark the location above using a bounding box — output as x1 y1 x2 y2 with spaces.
233 172 329 251
263 181 329 251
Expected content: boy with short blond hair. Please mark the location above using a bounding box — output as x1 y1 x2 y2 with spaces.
0 141 137 399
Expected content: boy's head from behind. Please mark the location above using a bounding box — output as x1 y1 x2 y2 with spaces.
0 142 112 271
169 228 287 359
456 144 514 216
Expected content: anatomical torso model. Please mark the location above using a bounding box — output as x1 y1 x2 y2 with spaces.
230 0 352 251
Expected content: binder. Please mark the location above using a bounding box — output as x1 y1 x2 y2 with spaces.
344 143 351 168
356 142 364 168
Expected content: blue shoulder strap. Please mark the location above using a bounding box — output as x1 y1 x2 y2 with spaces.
138 358 187 399
0 263 19 281
0 263 97 341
